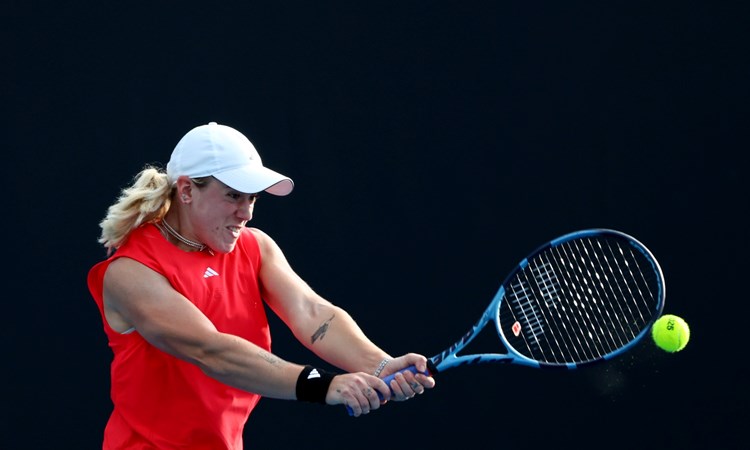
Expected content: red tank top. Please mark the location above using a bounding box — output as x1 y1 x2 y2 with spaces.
87 224 271 449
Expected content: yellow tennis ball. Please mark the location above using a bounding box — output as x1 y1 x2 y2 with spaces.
651 314 690 352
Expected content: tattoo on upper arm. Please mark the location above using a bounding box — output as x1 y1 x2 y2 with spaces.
311 314 335 344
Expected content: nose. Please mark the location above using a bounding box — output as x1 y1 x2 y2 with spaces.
237 199 254 220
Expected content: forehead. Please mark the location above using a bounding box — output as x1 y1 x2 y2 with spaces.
203 177 259 195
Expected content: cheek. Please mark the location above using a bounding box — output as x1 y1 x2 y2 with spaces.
198 202 232 224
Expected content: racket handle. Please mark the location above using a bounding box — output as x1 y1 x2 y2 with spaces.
345 365 429 416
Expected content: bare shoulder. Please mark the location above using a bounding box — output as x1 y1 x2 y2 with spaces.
246 227 270 241
246 227 295 277
102 257 171 333
106 257 162 282
247 227 280 254
104 257 170 300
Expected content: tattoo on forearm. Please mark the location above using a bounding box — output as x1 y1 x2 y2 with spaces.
259 350 281 365
311 314 335 344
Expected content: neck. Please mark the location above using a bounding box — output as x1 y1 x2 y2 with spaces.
155 218 209 253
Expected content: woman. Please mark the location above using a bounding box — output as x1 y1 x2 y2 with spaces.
88 122 435 449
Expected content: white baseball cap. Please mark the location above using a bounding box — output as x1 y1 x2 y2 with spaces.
167 122 294 195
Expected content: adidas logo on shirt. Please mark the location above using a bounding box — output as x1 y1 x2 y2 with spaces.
307 369 321 380
203 267 219 278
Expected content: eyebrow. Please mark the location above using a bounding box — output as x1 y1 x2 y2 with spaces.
226 189 260 198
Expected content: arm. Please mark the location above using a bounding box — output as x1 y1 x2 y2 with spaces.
251 228 436 398
252 227 387 373
102 257 389 415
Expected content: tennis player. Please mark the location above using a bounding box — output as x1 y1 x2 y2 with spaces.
87 122 435 449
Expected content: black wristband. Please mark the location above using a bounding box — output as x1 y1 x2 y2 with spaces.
296 366 337 404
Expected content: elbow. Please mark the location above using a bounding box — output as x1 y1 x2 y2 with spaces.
188 341 236 379
192 348 226 378
152 333 231 377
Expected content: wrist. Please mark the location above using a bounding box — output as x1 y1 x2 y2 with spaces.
296 366 337 404
373 358 390 377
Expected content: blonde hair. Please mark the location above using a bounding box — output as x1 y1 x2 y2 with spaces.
98 166 174 253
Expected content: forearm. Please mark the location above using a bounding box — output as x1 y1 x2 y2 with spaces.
295 303 390 374
187 332 304 400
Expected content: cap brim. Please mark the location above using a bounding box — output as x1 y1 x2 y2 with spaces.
213 165 294 196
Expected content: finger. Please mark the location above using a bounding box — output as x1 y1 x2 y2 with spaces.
353 386 375 414
346 399 364 417
415 372 436 389
387 377 406 401
404 370 428 395
362 386 382 410
373 382 391 403
412 355 429 373
393 372 416 399
342 383 371 416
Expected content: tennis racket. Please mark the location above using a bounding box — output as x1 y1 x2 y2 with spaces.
347 228 665 415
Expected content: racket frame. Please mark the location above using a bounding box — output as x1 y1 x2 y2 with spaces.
429 228 665 373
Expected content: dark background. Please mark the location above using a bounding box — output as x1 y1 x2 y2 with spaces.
5 1 747 449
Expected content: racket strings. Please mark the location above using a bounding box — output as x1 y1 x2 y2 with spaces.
550 239 628 360
500 235 661 365
509 249 598 364
556 239 639 357
552 237 653 361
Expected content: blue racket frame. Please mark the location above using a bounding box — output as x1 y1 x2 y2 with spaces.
429 229 665 372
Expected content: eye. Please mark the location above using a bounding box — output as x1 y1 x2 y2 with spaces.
227 192 259 203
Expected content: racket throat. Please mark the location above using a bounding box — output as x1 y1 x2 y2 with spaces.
426 359 439 376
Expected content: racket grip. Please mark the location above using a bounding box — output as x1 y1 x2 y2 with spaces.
345 365 428 416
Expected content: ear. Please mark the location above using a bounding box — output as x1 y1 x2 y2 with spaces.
175 176 193 203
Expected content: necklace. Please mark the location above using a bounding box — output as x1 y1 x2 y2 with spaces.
156 219 207 252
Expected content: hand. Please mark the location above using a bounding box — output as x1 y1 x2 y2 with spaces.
325 372 391 417
380 353 436 401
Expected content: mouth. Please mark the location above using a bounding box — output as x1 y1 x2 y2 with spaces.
227 225 243 237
